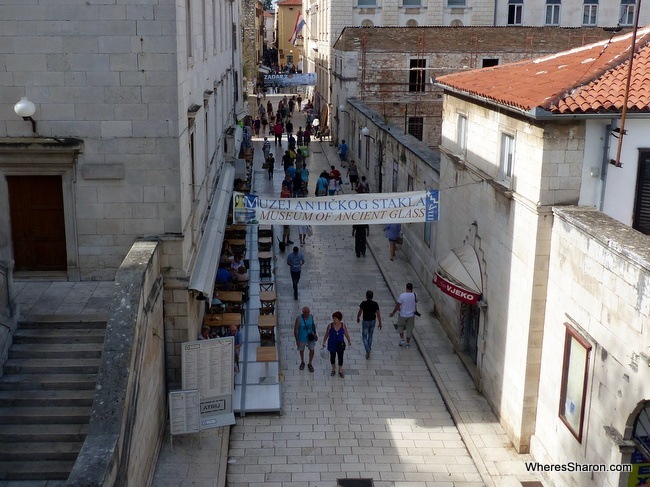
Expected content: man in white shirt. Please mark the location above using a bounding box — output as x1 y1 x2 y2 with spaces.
389 283 417 349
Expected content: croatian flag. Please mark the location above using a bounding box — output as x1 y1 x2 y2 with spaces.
288 12 306 45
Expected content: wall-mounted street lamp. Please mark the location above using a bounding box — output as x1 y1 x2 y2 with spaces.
14 97 37 133
361 127 375 171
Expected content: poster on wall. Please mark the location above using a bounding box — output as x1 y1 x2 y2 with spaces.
232 190 440 225
181 337 236 429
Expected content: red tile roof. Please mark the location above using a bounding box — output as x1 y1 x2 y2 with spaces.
276 0 302 5
436 26 650 115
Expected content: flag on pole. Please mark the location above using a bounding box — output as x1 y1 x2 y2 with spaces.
288 12 306 45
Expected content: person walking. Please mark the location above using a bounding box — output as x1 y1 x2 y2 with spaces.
322 311 351 378
352 224 369 258
273 120 283 145
389 283 417 349
356 175 370 193
347 160 359 191
262 137 271 161
338 139 348 163
384 223 401 261
294 306 317 372
267 153 274 180
286 246 304 300
356 290 382 359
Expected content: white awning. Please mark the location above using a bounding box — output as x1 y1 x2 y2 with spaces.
188 164 235 298
433 244 483 305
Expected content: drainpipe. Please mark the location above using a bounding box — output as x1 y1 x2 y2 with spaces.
493 0 498 25
599 121 615 211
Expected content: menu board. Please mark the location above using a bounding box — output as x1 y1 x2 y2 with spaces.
169 390 200 436
181 337 236 429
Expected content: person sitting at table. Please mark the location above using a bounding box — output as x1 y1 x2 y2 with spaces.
198 324 212 340
232 265 249 288
221 240 234 260
227 324 243 373
230 252 246 275
215 262 231 290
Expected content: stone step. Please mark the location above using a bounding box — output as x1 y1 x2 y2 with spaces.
0 441 83 461
12 328 105 345
0 373 97 391
0 389 95 407
9 342 103 359
3 358 100 375
19 321 107 330
0 460 75 480
0 423 88 442
0 407 91 424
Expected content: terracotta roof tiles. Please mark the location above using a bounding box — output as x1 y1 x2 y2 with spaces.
436 26 650 115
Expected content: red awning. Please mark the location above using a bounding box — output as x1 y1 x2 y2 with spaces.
433 244 483 305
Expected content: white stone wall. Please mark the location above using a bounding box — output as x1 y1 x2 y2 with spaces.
531 207 650 487
493 0 650 26
437 93 555 452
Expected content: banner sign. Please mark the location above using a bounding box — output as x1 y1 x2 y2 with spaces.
263 73 316 87
233 190 439 225
434 272 481 305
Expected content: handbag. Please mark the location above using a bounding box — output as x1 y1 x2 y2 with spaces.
396 237 404 245
337 341 346 351
306 225 313 237
305 317 317 342
262 162 269 169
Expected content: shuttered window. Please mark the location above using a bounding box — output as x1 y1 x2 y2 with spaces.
633 150 650 235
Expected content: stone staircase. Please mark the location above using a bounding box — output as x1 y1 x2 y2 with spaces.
0 320 106 481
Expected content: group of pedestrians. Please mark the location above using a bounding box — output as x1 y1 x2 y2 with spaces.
292 280 418 378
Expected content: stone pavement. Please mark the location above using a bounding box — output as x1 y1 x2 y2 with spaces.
1 94 545 487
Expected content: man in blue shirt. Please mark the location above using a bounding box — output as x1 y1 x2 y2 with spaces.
286 246 305 300
215 262 231 289
339 140 348 162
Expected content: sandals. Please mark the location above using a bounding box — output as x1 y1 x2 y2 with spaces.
339 371 345 378
330 370 336 376
308 364 314 372
299 363 305 370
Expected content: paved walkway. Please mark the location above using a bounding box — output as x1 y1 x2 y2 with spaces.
2 95 545 487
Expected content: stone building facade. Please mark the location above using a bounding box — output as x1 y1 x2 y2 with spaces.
332 26 621 151
0 0 245 385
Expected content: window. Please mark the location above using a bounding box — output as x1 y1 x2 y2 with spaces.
482 58 498 67
392 160 399 192
545 0 561 25
361 19 374 26
186 0 193 60
212 0 218 54
409 59 426 92
448 0 467 5
406 19 419 26
404 0 422 6
633 150 650 235
499 133 515 186
201 0 206 57
358 0 377 6
620 0 636 25
583 0 598 25
457 114 467 155
559 324 592 442
407 175 414 191
507 0 523 24
407 117 423 141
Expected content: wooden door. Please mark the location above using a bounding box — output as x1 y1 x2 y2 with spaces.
7 175 67 271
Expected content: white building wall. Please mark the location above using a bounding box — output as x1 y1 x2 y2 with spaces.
438 94 555 452
531 206 650 487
